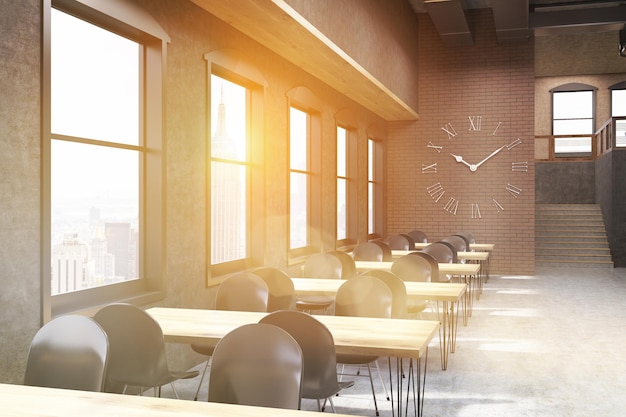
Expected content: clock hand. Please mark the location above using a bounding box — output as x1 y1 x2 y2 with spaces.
473 145 506 170
450 153 472 169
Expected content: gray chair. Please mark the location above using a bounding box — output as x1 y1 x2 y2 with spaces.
191 272 269 400
423 241 456 265
93 303 198 398
455 231 476 245
369 240 393 261
409 250 440 281
250 266 295 311
260 310 354 412
359 270 408 319
407 230 428 244
297 253 342 313
208 323 303 410
352 241 384 261
386 234 412 250
422 242 455 283
335 275 392 416
329 250 358 279
390 255 432 316
302 252 343 278
440 235 467 262
24 315 109 392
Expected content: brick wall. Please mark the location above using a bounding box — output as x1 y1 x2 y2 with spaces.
387 9 535 275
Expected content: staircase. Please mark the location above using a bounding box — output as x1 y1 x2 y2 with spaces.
535 204 613 268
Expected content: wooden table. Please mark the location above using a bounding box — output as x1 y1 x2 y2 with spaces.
354 260 480 318
292 278 466 370
147 307 439 417
414 242 495 251
392 249 490 296
0 383 364 417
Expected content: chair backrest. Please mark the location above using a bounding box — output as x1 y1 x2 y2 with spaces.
369 240 393 261
407 229 428 244
440 235 467 254
423 241 456 264
216 272 269 311
390 254 432 282
352 241 384 261
208 323 303 409
260 310 341 400
385 234 412 250
409 250 440 279
24 315 109 392
329 250 357 279
455 230 476 245
335 275 392 318
303 253 343 279
93 303 172 389
359 270 408 319
250 267 295 311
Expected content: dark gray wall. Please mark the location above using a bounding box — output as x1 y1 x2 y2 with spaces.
604 151 626 267
535 161 595 204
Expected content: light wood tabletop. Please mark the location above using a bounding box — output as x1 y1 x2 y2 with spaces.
391 250 489 262
354 260 480 276
0 383 364 417
291 277 465 370
414 242 495 251
147 307 438 359
292 277 465 302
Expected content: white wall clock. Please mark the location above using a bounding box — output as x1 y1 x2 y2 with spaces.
421 115 528 218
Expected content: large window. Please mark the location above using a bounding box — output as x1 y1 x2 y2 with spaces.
51 9 140 295
210 75 249 266
551 84 596 156
45 0 168 316
289 107 310 251
336 127 348 241
205 51 265 280
336 126 356 246
287 95 322 259
368 138 383 238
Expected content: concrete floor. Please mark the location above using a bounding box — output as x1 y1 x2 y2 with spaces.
154 266 626 416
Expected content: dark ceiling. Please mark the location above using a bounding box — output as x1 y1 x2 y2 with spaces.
408 0 626 46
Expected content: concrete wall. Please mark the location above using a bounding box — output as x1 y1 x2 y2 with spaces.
535 162 595 203
0 0 391 382
0 0 43 384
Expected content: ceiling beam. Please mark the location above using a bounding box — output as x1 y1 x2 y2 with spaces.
423 0 474 47
530 4 626 35
492 0 530 42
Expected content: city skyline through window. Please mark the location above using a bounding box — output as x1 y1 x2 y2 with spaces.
50 9 141 294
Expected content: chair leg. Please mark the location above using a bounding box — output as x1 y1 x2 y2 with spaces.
193 356 212 401
327 396 337 413
374 359 390 401
365 363 380 416
170 382 180 399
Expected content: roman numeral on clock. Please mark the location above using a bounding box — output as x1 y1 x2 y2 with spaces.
505 183 522 198
421 163 437 174
427 141 443 153
427 182 445 202
468 116 482 131
512 161 528 172
443 197 459 215
441 123 457 139
471 203 482 219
